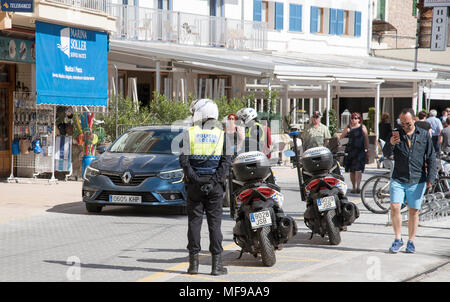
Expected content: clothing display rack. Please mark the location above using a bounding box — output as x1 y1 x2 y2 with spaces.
7 92 72 183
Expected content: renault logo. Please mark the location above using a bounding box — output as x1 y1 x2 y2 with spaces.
121 171 132 184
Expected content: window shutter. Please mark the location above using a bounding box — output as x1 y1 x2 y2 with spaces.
379 0 386 21
310 6 318 33
275 2 284 30
329 8 337 35
289 4 302 32
412 0 417 17
253 0 262 22
337 9 344 35
354 11 361 37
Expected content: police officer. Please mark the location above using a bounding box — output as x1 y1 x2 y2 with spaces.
236 107 265 153
179 99 231 276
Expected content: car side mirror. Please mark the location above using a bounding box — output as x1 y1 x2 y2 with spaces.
284 150 296 157
97 145 106 154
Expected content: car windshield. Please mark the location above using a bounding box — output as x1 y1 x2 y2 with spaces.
109 129 182 154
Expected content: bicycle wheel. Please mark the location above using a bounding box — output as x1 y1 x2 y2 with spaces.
428 176 450 194
361 174 391 214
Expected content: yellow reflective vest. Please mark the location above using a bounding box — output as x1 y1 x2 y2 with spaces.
188 125 224 175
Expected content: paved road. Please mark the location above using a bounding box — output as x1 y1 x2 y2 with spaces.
0 166 449 283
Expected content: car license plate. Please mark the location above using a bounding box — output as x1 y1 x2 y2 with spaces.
316 196 336 212
109 195 142 204
249 210 272 229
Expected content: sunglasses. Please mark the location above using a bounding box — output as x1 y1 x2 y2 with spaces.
351 117 360 120
401 122 413 127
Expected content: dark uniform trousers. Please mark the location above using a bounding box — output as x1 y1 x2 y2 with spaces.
186 181 224 255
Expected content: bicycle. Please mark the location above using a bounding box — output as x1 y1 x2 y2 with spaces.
360 152 450 214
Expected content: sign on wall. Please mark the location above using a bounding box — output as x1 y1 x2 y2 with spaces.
35 21 107 107
0 36 34 63
1 0 33 12
430 6 448 50
424 0 450 7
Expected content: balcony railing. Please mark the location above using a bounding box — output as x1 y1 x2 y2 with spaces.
108 4 267 51
44 0 110 14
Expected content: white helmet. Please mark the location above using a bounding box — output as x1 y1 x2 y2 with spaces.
237 108 258 124
190 98 219 123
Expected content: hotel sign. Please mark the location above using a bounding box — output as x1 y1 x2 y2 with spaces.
431 6 448 50
424 0 450 7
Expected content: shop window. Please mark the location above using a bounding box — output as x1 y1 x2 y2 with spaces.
197 75 230 100
0 64 9 82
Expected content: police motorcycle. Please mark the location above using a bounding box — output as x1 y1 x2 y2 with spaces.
230 151 297 267
286 131 359 245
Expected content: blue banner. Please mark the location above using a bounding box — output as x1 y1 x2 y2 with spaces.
36 21 107 107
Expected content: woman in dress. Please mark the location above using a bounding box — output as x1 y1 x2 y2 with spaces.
225 113 244 156
340 112 369 194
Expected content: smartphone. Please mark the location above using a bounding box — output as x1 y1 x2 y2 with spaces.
392 130 400 141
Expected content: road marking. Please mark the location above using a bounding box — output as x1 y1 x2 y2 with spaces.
137 242 238 282
277 255 323 262
267 251 364 282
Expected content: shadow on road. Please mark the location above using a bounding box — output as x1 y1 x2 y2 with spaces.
44 259 187 276
46 201 187 218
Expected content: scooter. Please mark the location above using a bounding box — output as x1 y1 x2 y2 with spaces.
285 131 359 245
230 151 297 266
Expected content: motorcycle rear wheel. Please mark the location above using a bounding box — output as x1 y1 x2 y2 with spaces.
258 226 276 267
325 210 341 245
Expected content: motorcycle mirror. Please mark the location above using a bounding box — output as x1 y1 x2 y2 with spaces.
288 131 299 137
284 150 296 157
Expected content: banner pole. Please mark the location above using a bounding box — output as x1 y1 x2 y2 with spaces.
49 105 57 184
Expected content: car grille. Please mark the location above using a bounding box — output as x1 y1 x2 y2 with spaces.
102 172 156 186
97 191 159 203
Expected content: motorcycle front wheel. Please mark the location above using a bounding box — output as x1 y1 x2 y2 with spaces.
258 226 276 267
325 210 341 245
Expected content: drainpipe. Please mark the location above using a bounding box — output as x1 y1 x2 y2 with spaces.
367 0 372 55
108 63 119 140
156 60 161 94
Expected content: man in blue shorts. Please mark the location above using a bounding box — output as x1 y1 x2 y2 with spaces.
383 108 437 254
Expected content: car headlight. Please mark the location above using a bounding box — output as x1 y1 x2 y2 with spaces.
158 169 184 183
84 166 100 181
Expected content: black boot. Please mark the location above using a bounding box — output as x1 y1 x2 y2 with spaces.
211 253 227 276
187 253 199 275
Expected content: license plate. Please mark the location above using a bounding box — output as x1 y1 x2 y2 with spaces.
249 210 272 229
109 195 142 204
316 196 336 212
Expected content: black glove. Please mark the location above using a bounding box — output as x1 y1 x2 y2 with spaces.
200 183 213 195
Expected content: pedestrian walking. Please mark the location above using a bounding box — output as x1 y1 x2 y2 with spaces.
225 113 244 156
415 111 432 137
439 117 450 154
441 108 449 124
340 112 369 194
300 111 331 151
427 109 443 154
378 112 392 143
179 98 231 276
383 108 437 254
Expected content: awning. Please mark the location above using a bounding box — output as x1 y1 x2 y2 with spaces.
35 21 108 107
110 40 442 83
